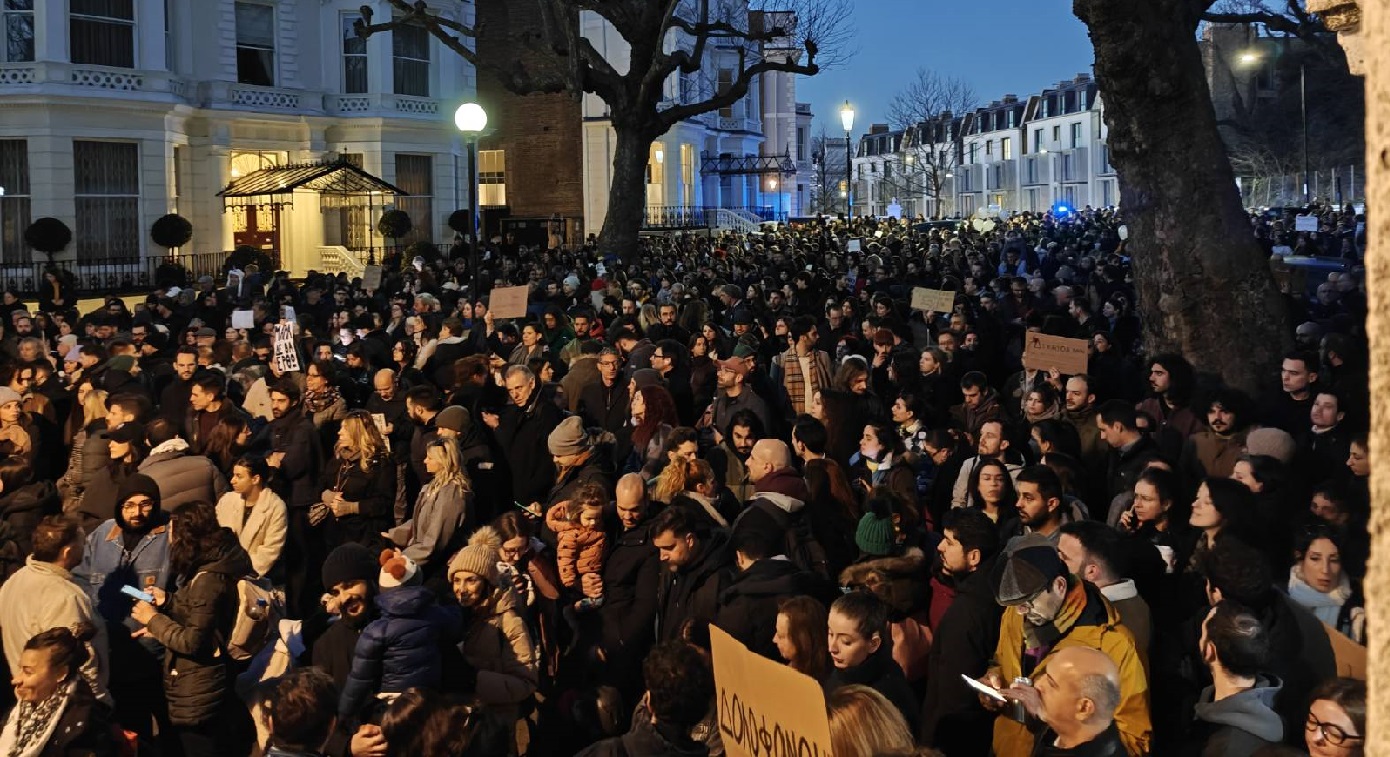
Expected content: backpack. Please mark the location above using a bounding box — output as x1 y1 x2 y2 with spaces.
752 500 830 580
227 577 285 661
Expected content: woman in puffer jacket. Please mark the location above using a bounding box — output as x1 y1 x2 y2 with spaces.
130 501 254 757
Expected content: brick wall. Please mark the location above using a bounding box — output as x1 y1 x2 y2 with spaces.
475 0 586 238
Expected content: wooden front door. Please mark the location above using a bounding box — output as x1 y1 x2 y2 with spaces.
232 204 281 252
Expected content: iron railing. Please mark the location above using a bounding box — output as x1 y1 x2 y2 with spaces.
0 250 282 299
641 205 788 229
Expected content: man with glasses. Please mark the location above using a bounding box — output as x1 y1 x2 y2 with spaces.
577 347 630 434
649 339 695 425
979 533 1151 757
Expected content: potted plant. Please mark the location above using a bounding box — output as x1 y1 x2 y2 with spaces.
150 213 194 254
377 209 412 263
23 217 72 260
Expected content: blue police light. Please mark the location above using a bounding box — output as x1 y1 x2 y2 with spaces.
1052 201 1072 217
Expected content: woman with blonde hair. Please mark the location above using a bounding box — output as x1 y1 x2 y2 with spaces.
773 595 829 680
319 410 396 549
663 458 730 527
387 438 473 580
57 382 107 513
826 685 916 757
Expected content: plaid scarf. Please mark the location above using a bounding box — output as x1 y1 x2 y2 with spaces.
3 680 75 757
782 349 829 415
304 386 341 415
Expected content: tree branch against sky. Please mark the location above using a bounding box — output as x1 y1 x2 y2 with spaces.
880 69 977 218
357 0 855 259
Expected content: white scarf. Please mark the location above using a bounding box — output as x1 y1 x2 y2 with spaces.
1287 565 1351 628
0 680 76 757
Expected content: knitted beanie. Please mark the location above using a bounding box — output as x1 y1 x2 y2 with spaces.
448 526 502 586
548 416 593 457
855 510 896 558
321 543 379 590
1244 427 1297 465
378 549 420 589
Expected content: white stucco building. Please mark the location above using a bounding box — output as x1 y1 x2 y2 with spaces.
0 0 476 276
579 5 812 234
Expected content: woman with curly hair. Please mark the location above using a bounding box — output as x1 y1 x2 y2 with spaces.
319 410 396 549
622 385 678 477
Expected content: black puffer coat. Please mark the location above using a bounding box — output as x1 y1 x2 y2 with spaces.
144 531 252 726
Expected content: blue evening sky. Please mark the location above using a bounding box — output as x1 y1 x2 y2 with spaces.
796 0 1096 136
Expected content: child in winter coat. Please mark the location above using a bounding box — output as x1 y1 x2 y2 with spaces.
544 483 607 616
338 550 461 721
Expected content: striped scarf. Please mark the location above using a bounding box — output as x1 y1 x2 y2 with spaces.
782 349 828 415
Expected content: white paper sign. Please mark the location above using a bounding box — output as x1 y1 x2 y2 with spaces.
590 290 605 311
231 310 255 330
1118 225 1129 241
1295 215 1318 232
272 322 300 374
281 305 296 325
846 239 862 253
362 264 383 290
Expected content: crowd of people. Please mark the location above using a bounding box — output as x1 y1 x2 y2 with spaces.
0 201 1371 757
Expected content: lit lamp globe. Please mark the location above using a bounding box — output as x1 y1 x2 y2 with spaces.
839 100 855 133
454 103 487 134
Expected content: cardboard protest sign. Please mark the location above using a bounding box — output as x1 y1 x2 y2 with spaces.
1295 215 1318 232
1022 333 1089 376
272 322 300 374
1322 622 1365 680
489 285 529 320
911 287 956 313
362 264 383 291
846 238 862 253
710 625 832 757
231 310 255 330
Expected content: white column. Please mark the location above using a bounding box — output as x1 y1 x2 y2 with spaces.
137 0 166 71
36 0 69 63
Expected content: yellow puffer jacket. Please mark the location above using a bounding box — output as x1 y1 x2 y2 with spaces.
991 582 1152 757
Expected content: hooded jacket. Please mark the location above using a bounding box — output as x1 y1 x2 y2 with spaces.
0 479 58 559
144 531 254 725
655 529 731 643
841 550 933 682
139 438 230 512
1186 675 1284 756
714 558 822 660
339 585 462 719
730 468 806 548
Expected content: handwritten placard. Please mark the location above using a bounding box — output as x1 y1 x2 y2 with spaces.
272 322 300 374
1022 332 1090 376
489 285 529 320
231 310 255 330
1295 215 1318 232
911 287 956 313
362 264 383 291
710 625 832 757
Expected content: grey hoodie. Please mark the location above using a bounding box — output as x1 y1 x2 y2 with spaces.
1191 675 1284 756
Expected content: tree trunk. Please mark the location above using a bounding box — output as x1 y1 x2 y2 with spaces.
597 122 660 262
1075 0 1291 394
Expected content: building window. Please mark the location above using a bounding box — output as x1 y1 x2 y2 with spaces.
172 145 185 214
3 0 33 63
680 144 695 208
478 150 506 207
0 140 30 264
1007 110 1016 127
1033 129 1043 153
235 3 275 86
1053 125 1061 142
985 141 992 158
392 21 430 96
70 0 136 68
164 0 174 70
394 154 433 244
1071 122 1083 149
74 141 140 262
1001 137 1013 160
717 68 733 118
342 13 367 94
796 127 806 162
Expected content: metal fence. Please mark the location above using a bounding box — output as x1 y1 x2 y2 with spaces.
0 250 281 299
641 205 789 229
1239 164 1365 209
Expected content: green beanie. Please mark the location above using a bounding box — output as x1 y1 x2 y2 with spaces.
855 510 896 557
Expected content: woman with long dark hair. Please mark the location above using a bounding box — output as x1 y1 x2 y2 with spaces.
130 501 253 756
202 413 252 479
76 421 147 533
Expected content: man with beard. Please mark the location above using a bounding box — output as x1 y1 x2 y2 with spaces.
404 385 444 503
1003 465 1079 546
921 508 1003 754
1180 388 1254 482
952 419 1023 509
1062 375 1107 479
651 503 731 644
706 410 762 504
558 311 595 367
367 369 413 522
591 474 661 700
1137 354 1202 459
980 533 1151 757
73 473 169 741
159 347 200 426
710 357 770 442
267 380 325 617
305 542 380 756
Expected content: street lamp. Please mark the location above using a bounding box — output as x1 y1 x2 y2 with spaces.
1239 49 1308 203
840 100 855 217
454 102 488 281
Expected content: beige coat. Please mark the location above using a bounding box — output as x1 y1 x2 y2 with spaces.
0 558 109 702
460 585 538 713
215 489 288 577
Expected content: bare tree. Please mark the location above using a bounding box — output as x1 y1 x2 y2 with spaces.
879 68 976 219
356 0 854 260
807 129 847 215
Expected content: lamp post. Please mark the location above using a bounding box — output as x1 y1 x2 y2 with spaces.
1239 50 1308 204
453 102 487 282
840 100 855 217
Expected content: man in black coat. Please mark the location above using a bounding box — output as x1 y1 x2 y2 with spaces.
591 474 661 699
487 365 562 509
920 508 1004 755
714 528 821 661
576 347 630 434
651 503 730 643
267 380 325 617
1096 400 1161 505
303 544 380 757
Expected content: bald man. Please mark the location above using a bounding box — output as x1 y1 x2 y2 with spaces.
1004 646 1126 755
731 439 830 578
594 472 661 699
365 368 412 521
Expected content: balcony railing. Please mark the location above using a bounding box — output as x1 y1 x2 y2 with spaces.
641 206 787 230
0 251 281 299
0 62 187 98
